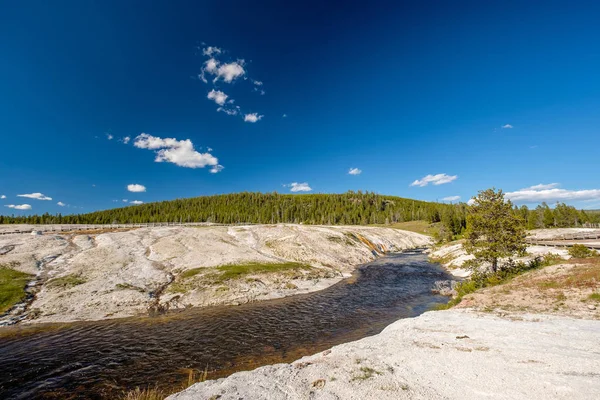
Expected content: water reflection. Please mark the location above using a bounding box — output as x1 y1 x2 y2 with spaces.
0 250 451 399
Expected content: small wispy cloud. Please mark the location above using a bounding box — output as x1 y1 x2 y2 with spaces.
524 183 559 191
127 184 146 193
106 133 114 140
122 199 128 203
348 168 362 175
253 80 263 86
282 114 287 118
57 201 66 206
18 192 52 201
467 198 476 206
130 200 144 205
410 174 457 187
441 196 461 202
505 183 600 203
207 89 228 106
502 124 514 129
202 46 222 57
122 136 131 144
134 133 222 171
286 182 312 192
217 106 239 116
0 195 6 199
244 113 263 123
5 204 32 210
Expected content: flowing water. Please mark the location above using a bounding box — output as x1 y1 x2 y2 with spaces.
0 250 452 399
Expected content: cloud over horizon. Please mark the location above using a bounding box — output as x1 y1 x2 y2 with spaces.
505 183 600 203
410 173 457 187
5 204 32 210
441 196 461 202
286 182 312 192
348 168 362 175
134 133 222 171
18 192 52 201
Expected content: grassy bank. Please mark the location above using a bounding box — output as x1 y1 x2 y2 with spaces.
0 265 33 314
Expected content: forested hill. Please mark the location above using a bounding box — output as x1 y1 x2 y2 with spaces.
0 192 463 226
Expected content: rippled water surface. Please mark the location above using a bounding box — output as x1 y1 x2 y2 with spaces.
0 250 451 399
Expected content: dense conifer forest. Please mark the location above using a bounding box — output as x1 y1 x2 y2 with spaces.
1 192 598 238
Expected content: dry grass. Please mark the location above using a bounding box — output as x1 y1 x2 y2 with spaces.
122 366 209 400
371 220 439 236
456 260 600 319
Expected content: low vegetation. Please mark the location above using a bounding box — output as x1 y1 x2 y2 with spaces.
169 262 313 293
568 244 599 258
0 264 33 314
46 274 86 289
437 255 562 309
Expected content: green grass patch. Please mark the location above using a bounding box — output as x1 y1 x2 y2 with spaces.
351 366 382 381
0 266 33 314
588 293 600 302
47 274 86 289
211 261 311 283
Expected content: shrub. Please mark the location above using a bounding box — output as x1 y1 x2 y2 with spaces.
568 244 597 258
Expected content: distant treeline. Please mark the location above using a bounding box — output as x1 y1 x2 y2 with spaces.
1 192 460 226
1 192 598 237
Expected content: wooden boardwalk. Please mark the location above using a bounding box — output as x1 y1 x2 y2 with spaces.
0 222 225 236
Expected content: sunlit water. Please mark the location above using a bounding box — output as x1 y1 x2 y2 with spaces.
0 250 452 399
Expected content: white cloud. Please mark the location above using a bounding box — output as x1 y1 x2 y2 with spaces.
505 184 600 203
207 89 228 106
130 200 144 205
502 124 514 129
210 164 224 173
202 46 222 56
441 196 461 202
57 201 66 206
134 133 221 170
0 195 5 199
215 61 245 83
467 198 476 206
5 204 32 210
216 107 239 116
253 80 263 86
201 59 245 84
127 184 146 193
244 113 263 123
523 183 559 191
287 182 312 192
122 136 131 144
122 199 128 203
410 173 457 187
348 168 362 175
106 133 114 140
18 192 52 201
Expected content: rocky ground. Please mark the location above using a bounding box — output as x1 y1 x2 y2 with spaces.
168 228 600 400
168 309 600 400
0 224 430 324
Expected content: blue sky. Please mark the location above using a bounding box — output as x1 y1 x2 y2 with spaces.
1 0 600 215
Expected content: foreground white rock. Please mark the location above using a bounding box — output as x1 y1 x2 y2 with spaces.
0 224 430 324
168 309 600 400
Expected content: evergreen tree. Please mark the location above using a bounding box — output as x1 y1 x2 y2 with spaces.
464 188 527 273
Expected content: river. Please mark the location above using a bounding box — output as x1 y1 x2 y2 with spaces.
0 250 452 399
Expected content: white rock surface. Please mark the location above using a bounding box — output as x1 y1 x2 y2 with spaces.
169 309 600 400
0 224 430 324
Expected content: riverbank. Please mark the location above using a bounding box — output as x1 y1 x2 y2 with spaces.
169 257 600 400
0 224 430 325
168 308 600 400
